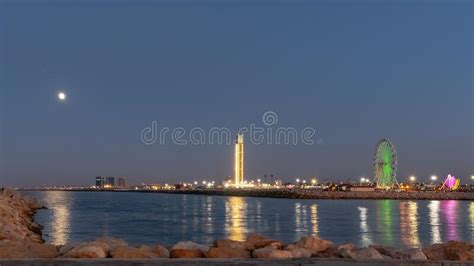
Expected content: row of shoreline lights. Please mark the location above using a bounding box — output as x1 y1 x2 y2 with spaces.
295 178 318 185
359 175 474 183
410 175 474 182
191 175 474 186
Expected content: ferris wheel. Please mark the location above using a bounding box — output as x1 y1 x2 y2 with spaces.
373 138 399 189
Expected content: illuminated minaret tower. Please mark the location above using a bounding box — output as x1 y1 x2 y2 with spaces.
234 134 244 186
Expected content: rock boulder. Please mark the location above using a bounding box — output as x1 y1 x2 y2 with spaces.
214 239 253 250
252 247 293 259
170 249 204 258
245 234 283 250
0 241 58 258
352 247 384 260
295 236 332 254
206 247 251 258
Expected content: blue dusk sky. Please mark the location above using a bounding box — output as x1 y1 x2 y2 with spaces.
1 1 472 186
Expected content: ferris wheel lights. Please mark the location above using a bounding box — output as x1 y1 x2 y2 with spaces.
373 139 398 188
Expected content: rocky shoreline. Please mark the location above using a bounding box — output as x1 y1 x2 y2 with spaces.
1 234 473 262
1 187 473 263
0 187 45 243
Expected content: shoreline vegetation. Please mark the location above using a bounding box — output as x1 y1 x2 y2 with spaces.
18 187 474 200
1 187 473 264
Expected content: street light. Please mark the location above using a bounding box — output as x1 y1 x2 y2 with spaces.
296 178 300 183
471 175 474 180
311 179 317 185
360 177 366 183
410 176 416 182
302 180 306 184
431 175 437 181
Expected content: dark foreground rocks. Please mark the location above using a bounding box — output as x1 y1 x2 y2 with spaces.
0 235 472 262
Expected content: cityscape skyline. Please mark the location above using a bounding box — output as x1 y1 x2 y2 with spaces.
2 2 473 186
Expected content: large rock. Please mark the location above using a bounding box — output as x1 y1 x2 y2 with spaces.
214 239 253 251
352 247 384 260
252 247 294 259
170 249 204 258
314 246 339 258
64 242 108 258
172 241 209 253
93 236 128 252
423 243 447 260
110 245 169 259
111 246 150 258
64 237 128 258
284 244 312 258
295 236 332 254
337 243 356 258
444 241 474 261
0 188 45 243
206 247 251 258
422 241 474 261
245 234 283 250
370 246 406 259
0 241 58 258
138 245 170 258
407 248 428 260
57 244 74 256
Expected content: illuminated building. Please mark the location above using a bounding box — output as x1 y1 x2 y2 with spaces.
105 177 115 187
95 176 104 188
117 177 127 188
234 134 244 185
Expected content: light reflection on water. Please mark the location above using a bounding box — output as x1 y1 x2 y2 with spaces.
225 197 247 241
358 206 372 246
42 191 71 245
400 201 420 247
428 201 441 244
470 202 474 242
441 200 459 241
26 191 472 247
376 200 394 246
310 204 319 237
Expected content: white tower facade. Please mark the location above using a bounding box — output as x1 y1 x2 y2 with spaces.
234 134 244 185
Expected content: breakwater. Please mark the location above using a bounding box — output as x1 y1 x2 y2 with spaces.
150 188 474 200
21 188 474 200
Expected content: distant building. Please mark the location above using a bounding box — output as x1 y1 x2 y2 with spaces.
95 176 104 188
117 177 127 188
105 177 115 187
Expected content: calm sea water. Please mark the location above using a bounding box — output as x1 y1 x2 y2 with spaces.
23 191 473 248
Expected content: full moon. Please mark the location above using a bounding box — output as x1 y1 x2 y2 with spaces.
58 92 66 101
